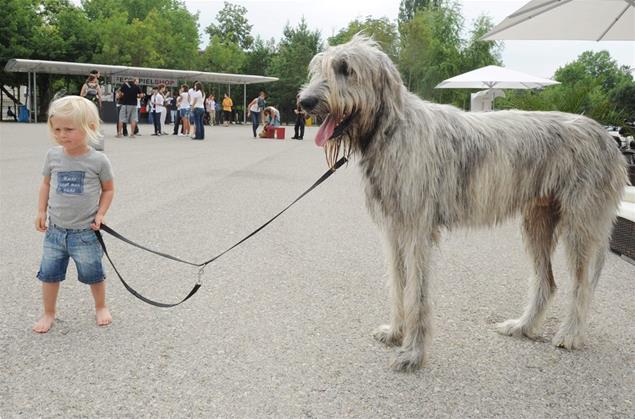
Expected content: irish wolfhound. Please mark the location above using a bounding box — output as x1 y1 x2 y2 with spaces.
298 36 627 372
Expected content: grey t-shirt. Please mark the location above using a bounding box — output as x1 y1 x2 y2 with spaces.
42 146 114 229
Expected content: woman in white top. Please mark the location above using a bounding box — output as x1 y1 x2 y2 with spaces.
152 84 166 135
177 84 190 136
190 82 205 140
247 91 266 138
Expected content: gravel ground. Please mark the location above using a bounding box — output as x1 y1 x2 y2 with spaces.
1 122 633 418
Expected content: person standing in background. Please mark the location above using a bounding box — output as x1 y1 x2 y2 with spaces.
164 90 174 125
117 78 142 138
222 93 233 127
80 75 102 110
214 99 221 126
190 82 205 140
151 85 166 135
292 100 306 140
177 84 191 137
205 93 215 126
247 91 267 138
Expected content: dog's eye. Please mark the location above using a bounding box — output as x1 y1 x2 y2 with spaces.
336 59 350 77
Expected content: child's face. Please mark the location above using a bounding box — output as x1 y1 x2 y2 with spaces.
50 116 88 154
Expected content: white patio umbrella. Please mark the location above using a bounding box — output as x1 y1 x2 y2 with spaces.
435 65 560 90
482 0 635 41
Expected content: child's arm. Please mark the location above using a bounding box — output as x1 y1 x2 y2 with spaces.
35 177 50 232
91 179 114 231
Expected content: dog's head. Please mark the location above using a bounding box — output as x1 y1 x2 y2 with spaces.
298 35 404 158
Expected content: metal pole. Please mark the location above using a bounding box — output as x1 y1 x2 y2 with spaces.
34 72 38 123
27 71 31 122
243 83 246 124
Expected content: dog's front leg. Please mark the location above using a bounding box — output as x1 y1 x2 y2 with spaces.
391 231 432 372
373 226 405 347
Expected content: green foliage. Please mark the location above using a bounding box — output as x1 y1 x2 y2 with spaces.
2 0 631 126
399 3 463 101
328 17 399 61
399 2 502 107
499 50 635 125
242 37 277 100
609 83 635 120
462 15 502 70
205 2 253 50
200 35 246 74
87 0 199 68
398 0 442 23
268 18 322 120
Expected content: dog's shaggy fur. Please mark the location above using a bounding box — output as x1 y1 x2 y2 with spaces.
298 36 628 372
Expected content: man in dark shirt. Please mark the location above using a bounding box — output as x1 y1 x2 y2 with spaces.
117 78 142 138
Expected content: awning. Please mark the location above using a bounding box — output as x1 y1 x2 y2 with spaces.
4 59 278 85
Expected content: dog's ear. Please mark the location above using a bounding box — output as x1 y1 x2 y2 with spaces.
335 58 351 77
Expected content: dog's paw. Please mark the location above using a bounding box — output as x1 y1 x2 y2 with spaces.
390 349 425 373
372 324 403 347
552 330 586 350
495 318 538 339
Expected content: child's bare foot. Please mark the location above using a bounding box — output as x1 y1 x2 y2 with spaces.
96 307 112 326
32 314 55 333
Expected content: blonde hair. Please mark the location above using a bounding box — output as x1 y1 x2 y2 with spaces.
47 95 101 145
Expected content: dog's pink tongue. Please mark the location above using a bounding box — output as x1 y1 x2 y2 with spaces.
315 115 336 147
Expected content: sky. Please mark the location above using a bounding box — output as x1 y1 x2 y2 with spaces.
183 0 634 78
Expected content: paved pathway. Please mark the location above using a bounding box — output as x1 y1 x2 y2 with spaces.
1 122 633 417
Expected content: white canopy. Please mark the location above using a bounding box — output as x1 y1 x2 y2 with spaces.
482 0 635 41
435 65 560 89
4 58 278 85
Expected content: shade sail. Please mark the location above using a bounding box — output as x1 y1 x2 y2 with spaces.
435 65 560 89
4 59 278 85
482 0 635 41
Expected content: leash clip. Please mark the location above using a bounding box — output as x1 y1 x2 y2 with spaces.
196 266 206 285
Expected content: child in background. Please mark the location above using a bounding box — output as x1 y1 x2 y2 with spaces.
33 96 115 333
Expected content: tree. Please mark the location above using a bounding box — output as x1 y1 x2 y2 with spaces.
268 18 322 121
398 4 463 102
242 37 277 100
328 17 399 61
205 2 253 50
86 0 199 68
499 50 635 125
397 2 502 107
554 50 632 91
610 83 635 121
460 15 502 72
398 0 442 23
199 35 246 74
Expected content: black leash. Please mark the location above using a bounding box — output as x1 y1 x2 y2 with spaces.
95 156 348 308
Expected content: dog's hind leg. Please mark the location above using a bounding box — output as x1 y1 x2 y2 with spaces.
391 229 433 372
553 215 611 349
497 201 559 339
373 226 405 347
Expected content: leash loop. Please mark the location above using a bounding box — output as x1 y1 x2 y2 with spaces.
196 266 206 285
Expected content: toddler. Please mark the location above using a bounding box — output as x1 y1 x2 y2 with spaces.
33 95 115 333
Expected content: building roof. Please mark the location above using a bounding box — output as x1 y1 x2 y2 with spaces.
4 59 278 85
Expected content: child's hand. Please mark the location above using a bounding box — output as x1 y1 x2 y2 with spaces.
91 214 105 231
35 212 47 232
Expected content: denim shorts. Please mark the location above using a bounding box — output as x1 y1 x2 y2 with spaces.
179 108 190 118
37 225 105 284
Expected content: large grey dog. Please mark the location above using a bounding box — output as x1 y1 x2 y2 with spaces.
298 36 627 372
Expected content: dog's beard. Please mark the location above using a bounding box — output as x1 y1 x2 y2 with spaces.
315 111 356 168
324 139 341 169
